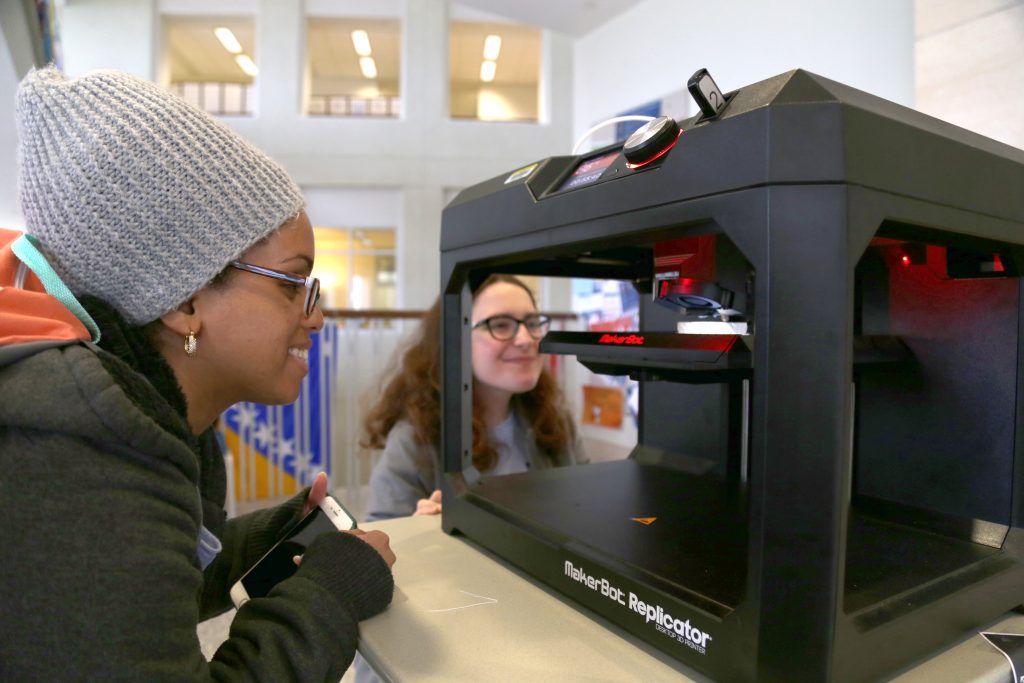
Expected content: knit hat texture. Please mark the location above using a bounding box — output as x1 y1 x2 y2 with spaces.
15 66 305 325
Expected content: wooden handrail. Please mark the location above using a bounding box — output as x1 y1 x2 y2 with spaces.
321 309 579 321
322 309 426 319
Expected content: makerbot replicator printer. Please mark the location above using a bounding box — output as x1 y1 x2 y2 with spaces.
437 69 1024 682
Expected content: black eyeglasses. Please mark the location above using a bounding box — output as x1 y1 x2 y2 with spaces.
229 261 321 317
472 314 551 341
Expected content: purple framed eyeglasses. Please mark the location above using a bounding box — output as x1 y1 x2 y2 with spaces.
229 260 321 317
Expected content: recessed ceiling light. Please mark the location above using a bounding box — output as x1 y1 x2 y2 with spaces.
359 56 378 79
480 60 496 83
214 27 242 54
351 30 372 57
483 34 502 61
235 54 258 77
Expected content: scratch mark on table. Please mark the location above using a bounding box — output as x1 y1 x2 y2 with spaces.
425 590 498 612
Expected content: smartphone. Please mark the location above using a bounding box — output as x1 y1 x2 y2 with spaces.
230 494 356 607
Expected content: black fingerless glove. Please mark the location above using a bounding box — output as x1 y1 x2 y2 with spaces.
295 532 395 621
240 490 308 568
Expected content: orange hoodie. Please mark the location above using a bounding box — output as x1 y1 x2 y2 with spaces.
0 227 93 349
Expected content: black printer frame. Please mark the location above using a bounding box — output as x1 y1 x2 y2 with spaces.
438 70 1024 682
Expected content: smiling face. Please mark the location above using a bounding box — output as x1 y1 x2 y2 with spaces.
470 280 545 411
183 211 324 417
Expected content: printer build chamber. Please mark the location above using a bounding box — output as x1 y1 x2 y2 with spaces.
437 69 1024 682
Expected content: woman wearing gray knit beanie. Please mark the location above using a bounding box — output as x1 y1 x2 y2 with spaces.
0 66 395 682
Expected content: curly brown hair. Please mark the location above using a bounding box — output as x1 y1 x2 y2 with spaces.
360 274 571 473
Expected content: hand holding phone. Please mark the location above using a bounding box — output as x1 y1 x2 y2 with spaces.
230 494 356 607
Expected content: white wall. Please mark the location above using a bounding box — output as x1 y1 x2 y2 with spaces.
573 0 915 141
303 187 402 228
915 0 1024 150
61 0 157 78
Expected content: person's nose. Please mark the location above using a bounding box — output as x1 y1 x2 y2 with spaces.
304 305 325 333
512 320 534 347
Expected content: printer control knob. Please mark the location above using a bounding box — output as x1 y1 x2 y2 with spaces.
623 116 681 168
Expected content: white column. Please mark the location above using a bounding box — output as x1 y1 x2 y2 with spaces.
399 185 445 309
403 0 448 124
0 28 23 229
254 0 302 127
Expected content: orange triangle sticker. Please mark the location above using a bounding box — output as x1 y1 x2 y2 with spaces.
631 517 657 526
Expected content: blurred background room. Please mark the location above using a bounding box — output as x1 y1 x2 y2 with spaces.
1 0 1021 524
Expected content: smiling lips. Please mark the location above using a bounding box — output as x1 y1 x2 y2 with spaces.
503 356 537 364
288 347 309 362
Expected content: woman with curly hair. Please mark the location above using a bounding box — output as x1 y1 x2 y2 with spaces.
361 274 587 520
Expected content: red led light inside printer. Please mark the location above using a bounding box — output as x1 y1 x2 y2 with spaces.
658 278 700 297
897 243 927 267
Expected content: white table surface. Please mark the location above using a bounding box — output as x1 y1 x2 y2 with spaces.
358 515 1024 682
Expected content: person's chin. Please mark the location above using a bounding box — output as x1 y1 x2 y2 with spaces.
260 381 303 406
506 376 540 395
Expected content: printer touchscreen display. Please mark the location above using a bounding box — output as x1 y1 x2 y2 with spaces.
556 151 619 192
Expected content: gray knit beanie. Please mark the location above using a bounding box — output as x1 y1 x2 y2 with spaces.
15 66 305 325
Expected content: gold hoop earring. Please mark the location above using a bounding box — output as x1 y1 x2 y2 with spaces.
184 330 198 358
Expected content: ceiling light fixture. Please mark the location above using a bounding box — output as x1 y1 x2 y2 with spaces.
351 30 372 57
359 56 378 79
235 54 259 77
480 60 496 83
482 34 502 61
214 27 242 54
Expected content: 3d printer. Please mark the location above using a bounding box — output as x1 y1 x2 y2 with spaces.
437 69 1024 682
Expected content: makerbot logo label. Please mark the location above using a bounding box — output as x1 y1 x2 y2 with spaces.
629 592 712 654
597 333 646 345
563 560 712 655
